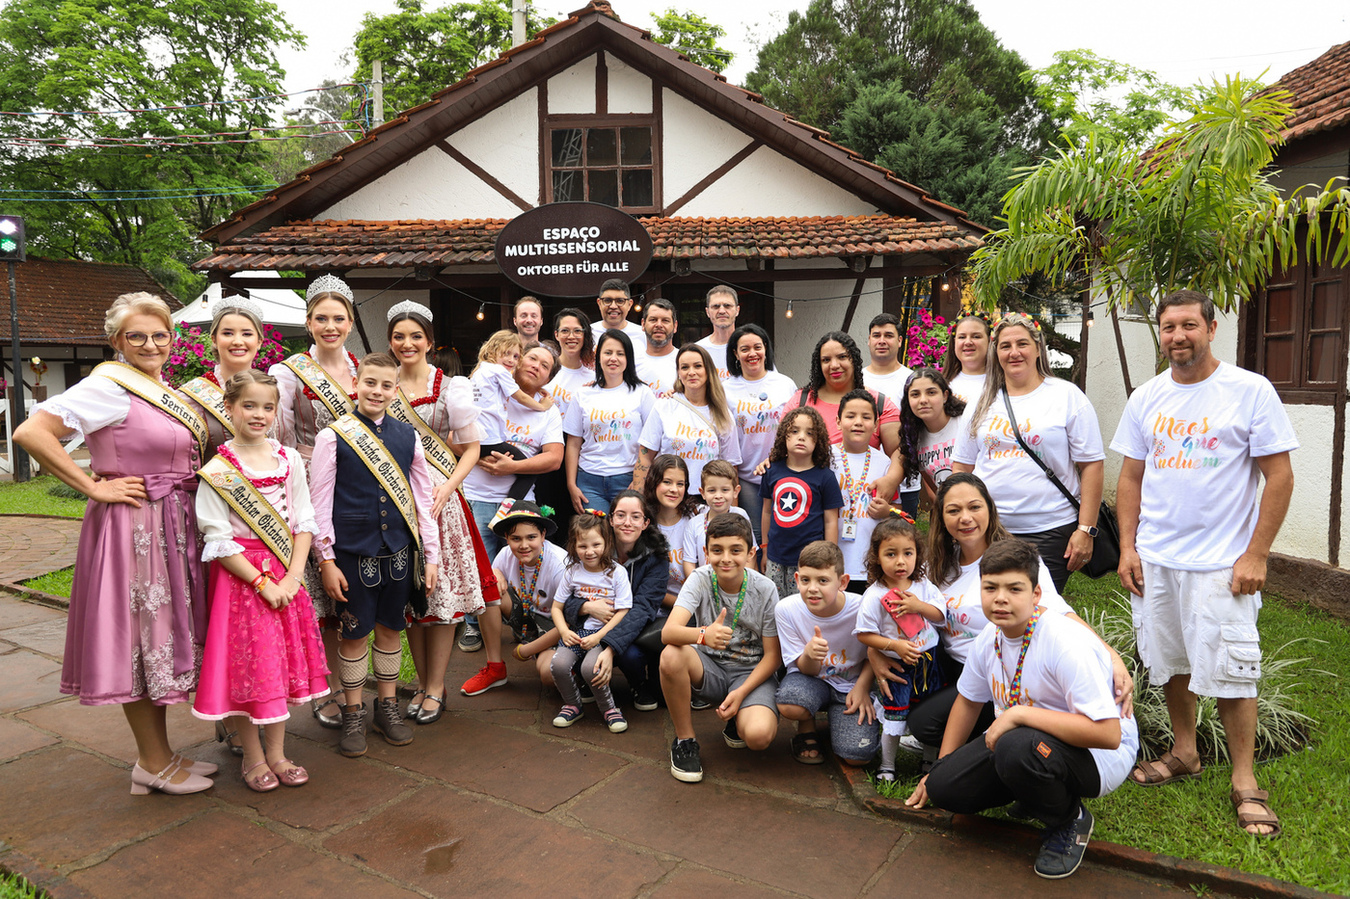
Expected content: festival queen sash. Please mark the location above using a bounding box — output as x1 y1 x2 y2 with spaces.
280 353 354 421
196 456 294 565
93 361 208 457
179 375 234 436
329 414 423 550
387 388 458 480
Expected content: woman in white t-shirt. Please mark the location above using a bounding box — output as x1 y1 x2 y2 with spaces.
941 313 992 405
638 344 740 500
898 366 966 505
882 473 1131 752
952 314 1105 593
545 307 596 420
723 324 798 546
563 328 656 514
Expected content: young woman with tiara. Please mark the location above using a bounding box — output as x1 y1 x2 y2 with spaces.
385 300 501 723
180 295 269 461
269 274 360 729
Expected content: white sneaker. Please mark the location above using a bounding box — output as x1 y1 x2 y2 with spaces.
898 734 925 755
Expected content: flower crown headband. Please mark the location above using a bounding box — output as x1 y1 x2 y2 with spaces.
996 312 1043 333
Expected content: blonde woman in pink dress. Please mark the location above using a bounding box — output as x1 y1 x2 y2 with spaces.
268 275 360 728
16 292 213 795
386 301 501 723
193 370 329 791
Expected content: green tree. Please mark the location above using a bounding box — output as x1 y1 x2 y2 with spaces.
0 0 304 300
353 0 556 116
648 9 733 74
1030 49 1188 148
971 77 1350 378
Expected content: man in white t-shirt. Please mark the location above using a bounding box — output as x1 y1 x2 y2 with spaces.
862 313 918 514
634 299 680 397
1112 290 1296 838
512 296 545 343
590 279 647 350
694 284 738 379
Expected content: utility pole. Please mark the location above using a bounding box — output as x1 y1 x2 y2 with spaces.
512 0 526 47
372 60 384 127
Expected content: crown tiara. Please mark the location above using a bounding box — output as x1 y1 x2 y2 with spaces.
306 274 353 303
387 300 433 323
210 294 265 327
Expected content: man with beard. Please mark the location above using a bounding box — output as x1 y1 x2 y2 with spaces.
513 297 546 344
590 279 647 350
1112 289 1296 838
635 299 680 397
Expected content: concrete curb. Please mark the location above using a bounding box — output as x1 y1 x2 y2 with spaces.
837 763 1336 899
0 843 96 899
0 581 69 610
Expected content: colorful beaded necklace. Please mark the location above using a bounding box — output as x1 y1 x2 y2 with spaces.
993 607 1043 708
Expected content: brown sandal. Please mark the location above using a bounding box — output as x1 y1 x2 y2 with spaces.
1230 788 1282 838
1130 751 1202 786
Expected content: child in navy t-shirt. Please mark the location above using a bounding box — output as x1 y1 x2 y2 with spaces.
760 407 843 597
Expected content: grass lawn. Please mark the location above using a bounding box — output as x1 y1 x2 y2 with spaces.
21 567 73 598
0 871 41 899
0 476 87 518
874 571 1350 894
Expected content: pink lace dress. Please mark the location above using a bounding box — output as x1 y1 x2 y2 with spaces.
192 441 329 723
37 377 207 705
269 349 358 624
406 370 502 623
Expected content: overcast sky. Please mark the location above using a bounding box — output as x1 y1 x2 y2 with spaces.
275 0 1346 105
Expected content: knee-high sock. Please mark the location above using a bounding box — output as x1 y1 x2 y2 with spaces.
339 646 370 695
372 645 402 684
880 733 899 772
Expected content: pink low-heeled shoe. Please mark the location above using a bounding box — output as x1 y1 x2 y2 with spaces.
130 759 213 795
269 759 309 787
242 760 279 793
172 753 218 777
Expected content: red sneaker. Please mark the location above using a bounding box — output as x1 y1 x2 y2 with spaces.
461 662 509 696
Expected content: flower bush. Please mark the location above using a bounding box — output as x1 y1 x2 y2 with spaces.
161 322 288 386
904 308 948 368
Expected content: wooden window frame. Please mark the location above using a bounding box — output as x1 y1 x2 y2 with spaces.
541 114 661 214
1250 253 1350 405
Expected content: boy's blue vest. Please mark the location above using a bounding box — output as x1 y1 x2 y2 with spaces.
331 411 417 558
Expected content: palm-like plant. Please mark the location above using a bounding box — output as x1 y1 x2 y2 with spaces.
972 76 1350 379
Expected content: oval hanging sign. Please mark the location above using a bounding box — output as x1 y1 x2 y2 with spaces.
495 202 654 298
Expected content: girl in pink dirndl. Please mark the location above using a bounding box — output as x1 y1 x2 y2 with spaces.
193 370 329 791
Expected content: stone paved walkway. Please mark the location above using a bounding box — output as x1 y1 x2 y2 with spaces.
0 515 81 585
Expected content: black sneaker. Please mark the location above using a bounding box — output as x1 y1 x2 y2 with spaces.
690 696 711 711
457 619 483 652
670 738 703 783
1034 803 1094 879
722 718 746 749
633 683 660 712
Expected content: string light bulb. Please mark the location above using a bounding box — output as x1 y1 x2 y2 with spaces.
940 279 950 291
785 300 794 319
633 302 642 313
476 303 485 321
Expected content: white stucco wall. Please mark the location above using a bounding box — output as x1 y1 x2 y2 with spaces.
1084 306 1331 565
445 90 542 206
680 145 879 219
660 89 757 204
606 54 652 114
548 58 596 115
772 275 883 384
324 143 524 221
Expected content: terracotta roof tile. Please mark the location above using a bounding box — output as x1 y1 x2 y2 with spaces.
195 215 982 272
0 257 177 345
1274 40 1350 142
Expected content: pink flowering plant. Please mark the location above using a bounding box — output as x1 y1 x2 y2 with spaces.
162 322 288 386
904 308 948 368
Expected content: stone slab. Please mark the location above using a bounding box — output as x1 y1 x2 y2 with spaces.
68 810 419 899
325 784 672 897
568 765 902 896
20 698 214 764
0 715 59 760
648 863 791 898
0 646 66 712
0 597 68 631
0 618 69 657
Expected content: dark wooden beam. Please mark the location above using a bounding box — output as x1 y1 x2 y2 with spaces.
595 50 607 115
435 140 533 212
662 139 762 217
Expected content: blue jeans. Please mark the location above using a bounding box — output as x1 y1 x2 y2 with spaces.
468 499 504 560
737 479 763 548
575 470 633 513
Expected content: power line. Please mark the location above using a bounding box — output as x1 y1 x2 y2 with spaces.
0 83 370 119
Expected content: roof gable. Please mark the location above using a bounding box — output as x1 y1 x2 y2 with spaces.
203 2 978 245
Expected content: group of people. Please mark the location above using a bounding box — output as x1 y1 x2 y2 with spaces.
15 275 1296 879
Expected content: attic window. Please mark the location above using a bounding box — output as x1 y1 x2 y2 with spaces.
549 125 655 212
